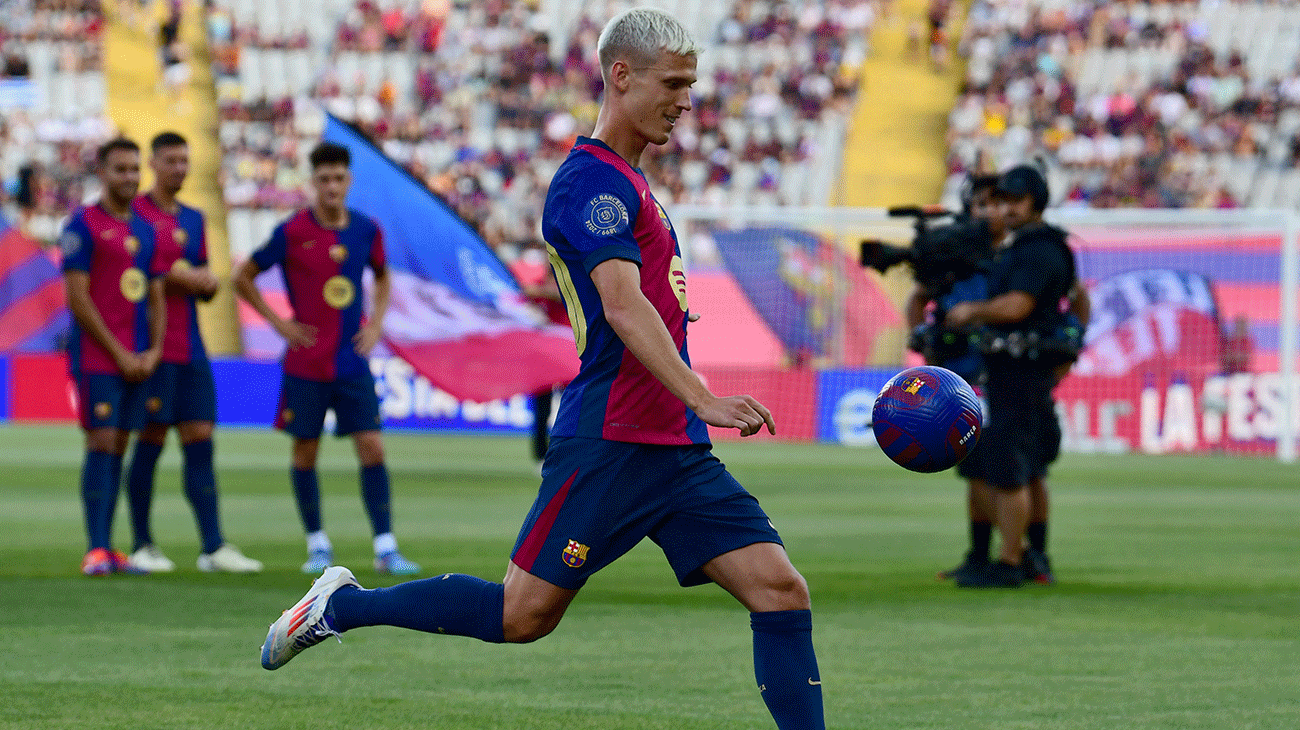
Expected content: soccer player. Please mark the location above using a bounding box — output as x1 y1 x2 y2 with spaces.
234 141 419 576
62 138 167 575
259 10 825 730
124 131 263 574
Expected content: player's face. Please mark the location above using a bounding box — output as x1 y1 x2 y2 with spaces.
1000 194 1036 230
970 188 1004 240
311 163 351 211
624 51 696 146
150 144 189 194
100 148 141 206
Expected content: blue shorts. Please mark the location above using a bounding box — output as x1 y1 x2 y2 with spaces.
75 372 146 432
275 372 382 440
144 361 217 425
510 437 783 590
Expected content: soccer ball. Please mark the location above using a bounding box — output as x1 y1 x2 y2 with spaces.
872 366 982 473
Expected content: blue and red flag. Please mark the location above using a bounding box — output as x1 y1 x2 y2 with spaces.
0 213 69 352
320 114 578 401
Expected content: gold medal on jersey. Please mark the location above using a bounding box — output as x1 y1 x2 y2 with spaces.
120 267 147 302
173 228 187 245
323 275 355 309
329 244 347 263
124 236 140 254
669 255 688 312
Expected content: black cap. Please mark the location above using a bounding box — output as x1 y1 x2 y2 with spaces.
995 165 1049 212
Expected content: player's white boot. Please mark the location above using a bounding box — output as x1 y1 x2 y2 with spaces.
129 545 176 573
197 544 264 573
261 565 360 670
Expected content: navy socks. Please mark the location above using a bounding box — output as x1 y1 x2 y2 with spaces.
751 610 825 730
327 573 505 643
81 451 116 551
126 440 164 550
182 440 224 554
359 463 392 536
291 467 323 533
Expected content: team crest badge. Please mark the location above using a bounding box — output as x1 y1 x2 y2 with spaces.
903 377 924 395
94 402 112 419
302 240 315 249
329 244 347 263
173 228 187 245
146 397 162 413
562 540 589 568
281 408 294 423
124 236 139 254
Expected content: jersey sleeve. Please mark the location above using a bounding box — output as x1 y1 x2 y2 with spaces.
557 166 643 273
58 215 94 273
195 212 209 266
250 223 288 272
1003 239 1071 303
368 222 386 274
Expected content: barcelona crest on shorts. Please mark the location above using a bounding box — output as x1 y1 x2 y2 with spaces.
562 539 589 568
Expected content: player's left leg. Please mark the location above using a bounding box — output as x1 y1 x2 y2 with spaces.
126 363 177 570
703 544 824 730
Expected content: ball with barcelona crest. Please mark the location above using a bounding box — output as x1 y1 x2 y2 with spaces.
872 366 982 473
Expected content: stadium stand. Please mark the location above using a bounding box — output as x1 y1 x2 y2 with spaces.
210 0 873 260
0 0 112 245
946 0 1300 211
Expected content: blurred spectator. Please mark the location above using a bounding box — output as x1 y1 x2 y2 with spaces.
1220 314 1254 374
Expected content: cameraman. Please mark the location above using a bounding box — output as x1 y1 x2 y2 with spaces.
903 175 1003 584
945 165 1082 588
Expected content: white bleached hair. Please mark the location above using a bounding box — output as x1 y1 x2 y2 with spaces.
597 7 702 78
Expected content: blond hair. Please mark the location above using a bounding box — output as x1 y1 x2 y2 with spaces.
597 7 702 79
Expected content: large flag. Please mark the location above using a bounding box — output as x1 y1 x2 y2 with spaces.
321 115 578 401
0 213 69 352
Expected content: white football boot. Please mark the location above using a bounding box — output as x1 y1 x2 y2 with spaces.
129 545 176 573
197 544 264 573
261 566 360 670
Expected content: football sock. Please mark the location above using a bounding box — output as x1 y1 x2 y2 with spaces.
359 463 392 536
373 532 397 557
107 453 124 543
81 450 115 551
182 440 224 554
291 467 323 534
751 610 825 730
306 531 332 554
1027 521 1047 553
971 520 993 559
326 573 505 643
126 439 163 551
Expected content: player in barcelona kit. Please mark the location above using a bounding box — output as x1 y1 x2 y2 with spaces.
61 138 168 576
259 10 825 729
124 132 263 574
235 142 419 576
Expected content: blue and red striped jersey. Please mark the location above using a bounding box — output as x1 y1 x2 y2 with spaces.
60 203 164 375
251 208 385 382
542 137 708 446
132 194 209 365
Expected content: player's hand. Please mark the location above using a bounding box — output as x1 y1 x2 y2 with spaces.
121 353 151 383
140 348 162 377
193 270 220 300
112 349 142 381
353 322 382 356
688 311 701 322
945 302 978 328
694 394 776 437
277 320 317 349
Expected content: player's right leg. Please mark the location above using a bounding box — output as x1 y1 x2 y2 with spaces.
276 373 332 572
77 373 144 575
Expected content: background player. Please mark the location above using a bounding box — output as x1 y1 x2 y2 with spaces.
124 131 263 574
259 10 825 730
234 141 419 576
61 138 167 575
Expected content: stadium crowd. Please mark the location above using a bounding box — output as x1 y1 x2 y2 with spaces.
0 0 112 244
949 0 1300 209
211 0 869 254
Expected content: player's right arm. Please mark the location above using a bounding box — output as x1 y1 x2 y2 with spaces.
591 258 774 437
233 224 316 349
60 219 145 379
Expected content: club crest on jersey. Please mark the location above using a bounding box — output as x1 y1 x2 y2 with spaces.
124 236 140 254
281 408 294 423
655 200 672 232
94 402 111 419
562 540 589 568
323 275 355 309
146 397 162 413
669 255 688 312
173 228 187 245
583 194 629 236
120 268 147 302
302 240 315 249
329 244 347 263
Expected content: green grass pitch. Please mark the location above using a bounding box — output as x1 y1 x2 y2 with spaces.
1 423 1298 729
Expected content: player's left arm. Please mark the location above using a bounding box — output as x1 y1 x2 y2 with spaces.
166 217 219 301
355 226 389 356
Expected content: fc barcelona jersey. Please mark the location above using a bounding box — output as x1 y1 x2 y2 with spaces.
132 194 210 365
541 137 708 446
